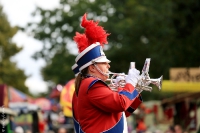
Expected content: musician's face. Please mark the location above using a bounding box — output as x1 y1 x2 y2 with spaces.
90 62 110 81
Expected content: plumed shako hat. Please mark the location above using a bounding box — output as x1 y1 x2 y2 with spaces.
72 13 110 71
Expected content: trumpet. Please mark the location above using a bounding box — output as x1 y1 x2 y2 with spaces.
107 58 163 92
106 71 127 89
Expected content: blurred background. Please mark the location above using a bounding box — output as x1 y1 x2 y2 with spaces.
0 0 200 133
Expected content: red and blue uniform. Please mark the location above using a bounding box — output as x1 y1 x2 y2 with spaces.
72 76 142 133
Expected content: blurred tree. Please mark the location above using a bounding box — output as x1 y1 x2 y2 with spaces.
23 0 200 99
0 6 30 94
41 48 75 85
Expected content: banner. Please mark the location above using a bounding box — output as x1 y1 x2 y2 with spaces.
161 80 200 92
170 68 200 82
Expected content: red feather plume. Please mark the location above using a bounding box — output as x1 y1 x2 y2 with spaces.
73 13 110 53
73 32 88 53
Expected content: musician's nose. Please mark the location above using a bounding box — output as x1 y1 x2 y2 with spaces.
107 63 110 69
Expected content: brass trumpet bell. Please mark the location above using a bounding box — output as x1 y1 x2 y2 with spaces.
146 75 163 90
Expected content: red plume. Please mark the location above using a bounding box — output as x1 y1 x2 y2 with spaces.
73 32 88 53
73 13 110 53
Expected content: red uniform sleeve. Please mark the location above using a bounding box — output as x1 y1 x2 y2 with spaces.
87 81 140 113
125 94 143 117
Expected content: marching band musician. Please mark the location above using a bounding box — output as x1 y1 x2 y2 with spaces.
71 13 144 133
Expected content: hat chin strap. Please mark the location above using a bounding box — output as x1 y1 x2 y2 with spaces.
93 63 109 77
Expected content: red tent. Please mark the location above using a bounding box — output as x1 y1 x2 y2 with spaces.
32 98 51 111
49 87 61 99
9 87 33 103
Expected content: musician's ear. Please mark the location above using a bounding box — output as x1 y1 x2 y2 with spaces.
88 65 95 73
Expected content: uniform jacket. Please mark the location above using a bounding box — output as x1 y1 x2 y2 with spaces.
72 76 142 133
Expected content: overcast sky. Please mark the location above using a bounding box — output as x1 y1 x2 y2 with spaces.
0 0 60 95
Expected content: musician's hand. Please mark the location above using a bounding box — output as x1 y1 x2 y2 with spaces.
137 79 151 87
113 74 126 88
125 68 140 87
136 79 152 93
115 74 126 83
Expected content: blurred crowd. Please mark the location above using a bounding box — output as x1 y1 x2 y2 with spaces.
9 110 74 133
6 109 200 133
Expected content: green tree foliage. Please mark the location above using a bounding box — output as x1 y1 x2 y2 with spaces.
41 48 75 85
0 6 29 94
24 0 200 99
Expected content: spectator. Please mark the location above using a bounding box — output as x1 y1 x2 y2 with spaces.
165 125 175 133
15 126 24 133
174 124 183 133
47 112 53 131
38 110 47 133
136 118 147 133
10 116 16 131
58 127 67 133
25 130 32 133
